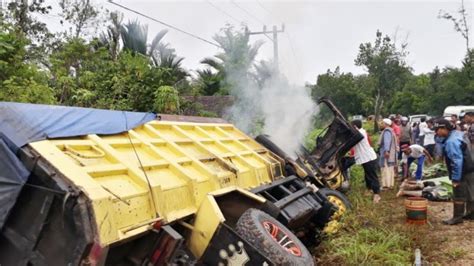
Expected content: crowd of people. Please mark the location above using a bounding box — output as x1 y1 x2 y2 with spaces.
350 112 474 225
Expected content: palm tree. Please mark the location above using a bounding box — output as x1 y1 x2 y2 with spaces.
199 26 264 95
99 11 123 60
253 60 274 89
120 20 168 58
212 26 263 73
196 68 222 95
119 20 188 81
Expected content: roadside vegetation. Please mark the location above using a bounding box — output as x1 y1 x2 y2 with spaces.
315 166 415 264
0 1 472 130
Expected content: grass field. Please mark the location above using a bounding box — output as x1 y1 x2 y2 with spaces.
313 165 474 265
314 166 416 264
306 122 474 265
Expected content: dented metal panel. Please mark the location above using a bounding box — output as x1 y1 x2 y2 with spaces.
29 120 283 245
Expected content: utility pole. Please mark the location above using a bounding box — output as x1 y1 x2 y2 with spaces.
245 24 285 71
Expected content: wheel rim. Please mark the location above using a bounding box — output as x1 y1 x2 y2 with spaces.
327 195 346 219
323 195 347 234
262 221 302 257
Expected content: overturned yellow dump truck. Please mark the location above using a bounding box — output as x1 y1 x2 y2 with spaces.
0 100 359 265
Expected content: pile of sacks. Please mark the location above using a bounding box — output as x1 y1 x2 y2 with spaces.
397 163 452 201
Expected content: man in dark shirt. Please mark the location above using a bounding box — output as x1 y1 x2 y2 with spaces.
434 119 474 225
463 112 474 142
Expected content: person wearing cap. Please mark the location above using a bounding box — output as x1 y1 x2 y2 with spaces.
434 119 474 225
401 144 433 181
351 119 381 203
379 118 397 189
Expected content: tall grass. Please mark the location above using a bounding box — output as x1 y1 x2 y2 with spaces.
315 166 422 265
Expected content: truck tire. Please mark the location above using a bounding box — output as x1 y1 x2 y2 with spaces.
318 188 351 234
235 208 314 266
319 188 352 212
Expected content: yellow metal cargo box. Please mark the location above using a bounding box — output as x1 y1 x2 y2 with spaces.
29 120 283 245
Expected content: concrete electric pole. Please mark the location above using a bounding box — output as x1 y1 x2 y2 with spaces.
245 24 285 71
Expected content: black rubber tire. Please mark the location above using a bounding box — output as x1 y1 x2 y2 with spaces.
235 208 314 266
318 188 352 210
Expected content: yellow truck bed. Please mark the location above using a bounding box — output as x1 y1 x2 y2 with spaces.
29 120 283 245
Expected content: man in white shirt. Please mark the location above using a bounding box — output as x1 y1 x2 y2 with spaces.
402 144 433 181
422 119 436 157
351 120 381 203
418 117 428 146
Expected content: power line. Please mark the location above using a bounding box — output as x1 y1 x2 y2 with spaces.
108 0 221 48
256 0 273 20
255 0 302 79
230 0 266 26
206 0 241 25
230 1 272 41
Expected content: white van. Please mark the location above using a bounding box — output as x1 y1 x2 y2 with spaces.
443 106 474 118
409 114 430 124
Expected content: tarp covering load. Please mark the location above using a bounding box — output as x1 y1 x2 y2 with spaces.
0 102 156 151
0 141 29 228
0 102 156 229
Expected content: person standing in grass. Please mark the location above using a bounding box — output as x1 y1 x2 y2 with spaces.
379 118 397 189
399 117 412 156
422 119 436 157
351 120 381 203
434 119 474 225
399 117 412 177
412 122 420 145
418 117 428 146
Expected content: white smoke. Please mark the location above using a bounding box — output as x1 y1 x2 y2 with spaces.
260 75 318 158
224 67 318 158
224 70 263 134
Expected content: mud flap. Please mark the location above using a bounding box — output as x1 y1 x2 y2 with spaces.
200 222 273 265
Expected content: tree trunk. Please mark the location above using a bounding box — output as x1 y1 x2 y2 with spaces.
373 89 383 133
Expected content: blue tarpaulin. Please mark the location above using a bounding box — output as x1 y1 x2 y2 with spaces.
0 102 156 229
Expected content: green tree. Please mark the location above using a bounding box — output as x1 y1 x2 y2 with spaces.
120 20 168 59
154 85 179 113
201 25 263 95
196 69 222 95
59 0 102 38
0 23 55 103
3 0 56 65
310 67 371 119
390 74 430 115
98 11 123 61
355 30 411 131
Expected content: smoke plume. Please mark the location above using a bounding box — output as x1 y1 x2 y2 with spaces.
224 67 318 158
260 75 318 158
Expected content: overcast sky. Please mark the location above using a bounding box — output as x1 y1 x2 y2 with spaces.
41 0 473 84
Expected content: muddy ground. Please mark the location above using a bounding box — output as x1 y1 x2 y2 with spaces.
383 191 474 265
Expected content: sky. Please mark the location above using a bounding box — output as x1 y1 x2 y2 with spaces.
39 0 473 84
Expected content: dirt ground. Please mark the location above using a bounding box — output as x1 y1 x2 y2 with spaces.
422 201 474 264
387 194 474 265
